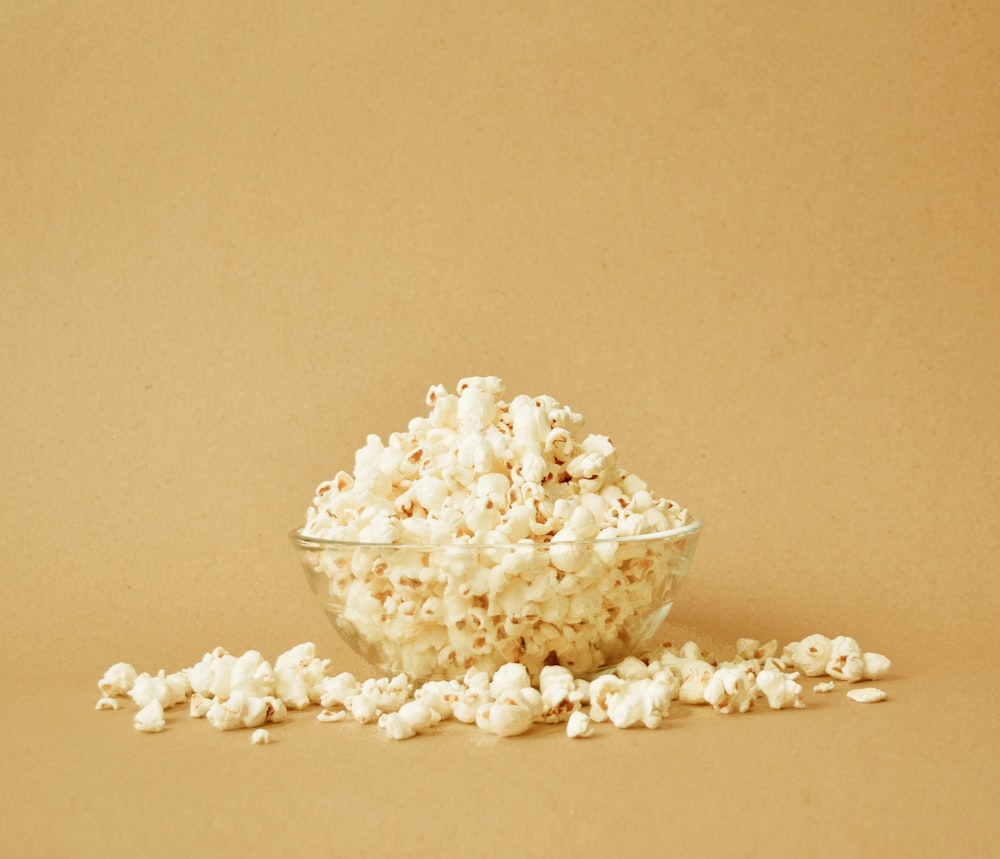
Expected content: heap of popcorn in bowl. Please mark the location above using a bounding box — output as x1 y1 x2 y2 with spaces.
292 375 701 682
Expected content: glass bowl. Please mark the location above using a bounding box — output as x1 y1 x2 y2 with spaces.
289 519 701 683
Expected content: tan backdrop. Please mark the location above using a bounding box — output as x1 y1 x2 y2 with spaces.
3 2 998 855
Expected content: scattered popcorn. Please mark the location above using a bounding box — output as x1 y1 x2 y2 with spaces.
566 710 594 738
846 688 888 704
94 633 894 743
783 634 891 684
251 728 271 745
134 699 166 733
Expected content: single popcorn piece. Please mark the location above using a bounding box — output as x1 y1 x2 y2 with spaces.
317 708 348 723
862 651 891 680
755 669 805 710
825 636 866 682
95 697 120 711
784 634 833 677
476 687 542 737
134 699 167 733
846 687 888 704
98 662 137 698
251 728 271 745
703 665 757 714
566 710 594 738
813 681 836 694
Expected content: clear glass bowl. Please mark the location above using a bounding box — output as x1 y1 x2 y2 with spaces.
290 519 701 682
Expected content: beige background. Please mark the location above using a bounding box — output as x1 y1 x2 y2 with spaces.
3 2 998 855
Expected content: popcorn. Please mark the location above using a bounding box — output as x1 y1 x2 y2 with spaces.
825 636 866 682
251 728 271 745
206 692 287 731
476 687 542 737
784 634 891 683
783 634 833 677
703 666 757 714
98 662 137 698
300 377 695 681
274 642 330 709
862 651 892 680
846 688 888 704
128 671 188 710
134 700 166 733
755 669 805 710
378 700 441 740
94 634 893 744
317 708 349 723
566 710 594 738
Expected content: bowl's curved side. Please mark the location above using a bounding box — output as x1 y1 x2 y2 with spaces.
291 525 701 682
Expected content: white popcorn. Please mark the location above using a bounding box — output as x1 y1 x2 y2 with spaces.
846 687 888 704
95 697 120 711
230 650 276 698
704 666 757 714
566 710 594 738
206 692 286 731
378 700 441 740
813 681 836 694
251 728 271 745
98 662 137 698
128 671 186 709
826 636 866 682
134 699 166 733
588 674 626 723
615 656 652 681
476 687 542 737
414 679 464 720
188 647 238 700
320 672 361 708
603 678 671 729
317 709 348 723
274 642 330 709
862 651 892 680
755 669 805 710
784 634 833 677
665 657 715 704
537 666 589 723
189 692 213 718
489 662 532 699
300 378 695 682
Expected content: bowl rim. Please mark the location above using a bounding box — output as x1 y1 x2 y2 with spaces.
289 517 702 552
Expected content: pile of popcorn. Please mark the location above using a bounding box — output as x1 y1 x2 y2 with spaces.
94 633 891 742
297 376 698 680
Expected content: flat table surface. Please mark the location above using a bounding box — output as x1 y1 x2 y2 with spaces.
3 3 998 856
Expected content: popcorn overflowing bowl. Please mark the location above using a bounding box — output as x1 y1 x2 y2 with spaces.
292 375 702 683
290 521 701 683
